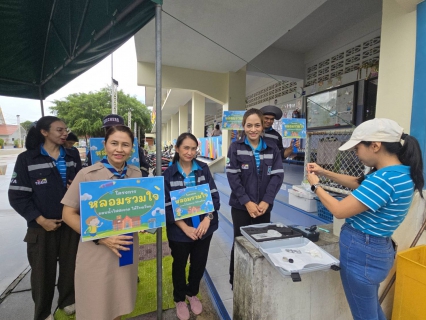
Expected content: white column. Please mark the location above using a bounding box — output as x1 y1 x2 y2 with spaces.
171 113 179 142
167 119 172 144
161 124 167 147
191 92 205 138
179 104 189 135
222 67 247 158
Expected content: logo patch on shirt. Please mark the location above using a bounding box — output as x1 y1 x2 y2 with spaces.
241 164 249 170
35 178 47 185
226 157 230 164
267 166 272 175
12 172 17 179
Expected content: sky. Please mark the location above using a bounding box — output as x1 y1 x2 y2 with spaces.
0 37 146 125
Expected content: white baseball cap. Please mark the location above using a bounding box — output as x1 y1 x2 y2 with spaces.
339 118 404 151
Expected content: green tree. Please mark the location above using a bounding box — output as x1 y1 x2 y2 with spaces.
21 120 35 132
50 87 152 139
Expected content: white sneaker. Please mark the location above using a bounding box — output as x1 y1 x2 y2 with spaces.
45 315 54 320
63 303 76 315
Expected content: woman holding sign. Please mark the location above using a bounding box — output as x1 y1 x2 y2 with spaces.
226 108 284 288
62 125 142 320
164 132 220 320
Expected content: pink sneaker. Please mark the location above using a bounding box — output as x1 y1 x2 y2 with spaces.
186 295 203 315
175 301 190 320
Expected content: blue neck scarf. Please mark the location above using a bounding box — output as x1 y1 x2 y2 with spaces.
101 156 128 179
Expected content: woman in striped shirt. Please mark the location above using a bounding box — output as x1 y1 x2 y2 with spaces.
307 118 424 320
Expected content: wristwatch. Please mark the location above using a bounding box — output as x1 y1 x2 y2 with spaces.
311 184 321 193
207 212 214 220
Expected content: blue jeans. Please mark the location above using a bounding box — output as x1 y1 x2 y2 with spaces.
339 223 395 320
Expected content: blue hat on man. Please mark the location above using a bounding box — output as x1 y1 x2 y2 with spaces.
102 114 125 128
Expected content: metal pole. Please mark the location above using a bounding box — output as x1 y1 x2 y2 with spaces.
111 54 114 114
39 85 45 117
40 100 45 117
155 4 163 320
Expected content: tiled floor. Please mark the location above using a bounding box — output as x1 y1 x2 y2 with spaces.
206 226 234 317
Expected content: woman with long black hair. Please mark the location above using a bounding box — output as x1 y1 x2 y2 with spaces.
306 118 424 320
163 132 220 320
8 116 81 320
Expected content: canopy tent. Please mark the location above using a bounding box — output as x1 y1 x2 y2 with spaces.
0 0 158 101
0 1 165 317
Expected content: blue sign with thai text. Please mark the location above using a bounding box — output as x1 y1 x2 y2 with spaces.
79 176 165 242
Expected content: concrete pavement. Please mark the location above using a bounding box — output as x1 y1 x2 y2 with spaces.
0 149 28 298
0 149 38 319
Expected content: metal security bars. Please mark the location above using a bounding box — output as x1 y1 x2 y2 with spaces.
304 130 365 195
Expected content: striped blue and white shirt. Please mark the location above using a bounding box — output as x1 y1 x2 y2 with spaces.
41 145 67 187
176 160 201 187
347 165 414 237
244 137 266 173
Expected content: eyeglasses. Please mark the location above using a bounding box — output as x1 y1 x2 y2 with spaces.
55 127 71 134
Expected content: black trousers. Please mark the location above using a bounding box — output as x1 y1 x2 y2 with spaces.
168 234 213 302
229 207 270 284
24 224 79 320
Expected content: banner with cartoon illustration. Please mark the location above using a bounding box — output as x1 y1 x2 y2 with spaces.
281 119 307 139
170 184 214 221
79 177 165 242
89 138 140 167
221 111 245 130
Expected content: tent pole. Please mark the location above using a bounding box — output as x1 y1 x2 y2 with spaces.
38 85 44 117
155 4 163 320
39 86 45 116
40 100 45 117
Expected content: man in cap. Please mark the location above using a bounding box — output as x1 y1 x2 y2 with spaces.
64 132 83 168
83 114 149 177
260 105 299 160
64 132 79 149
